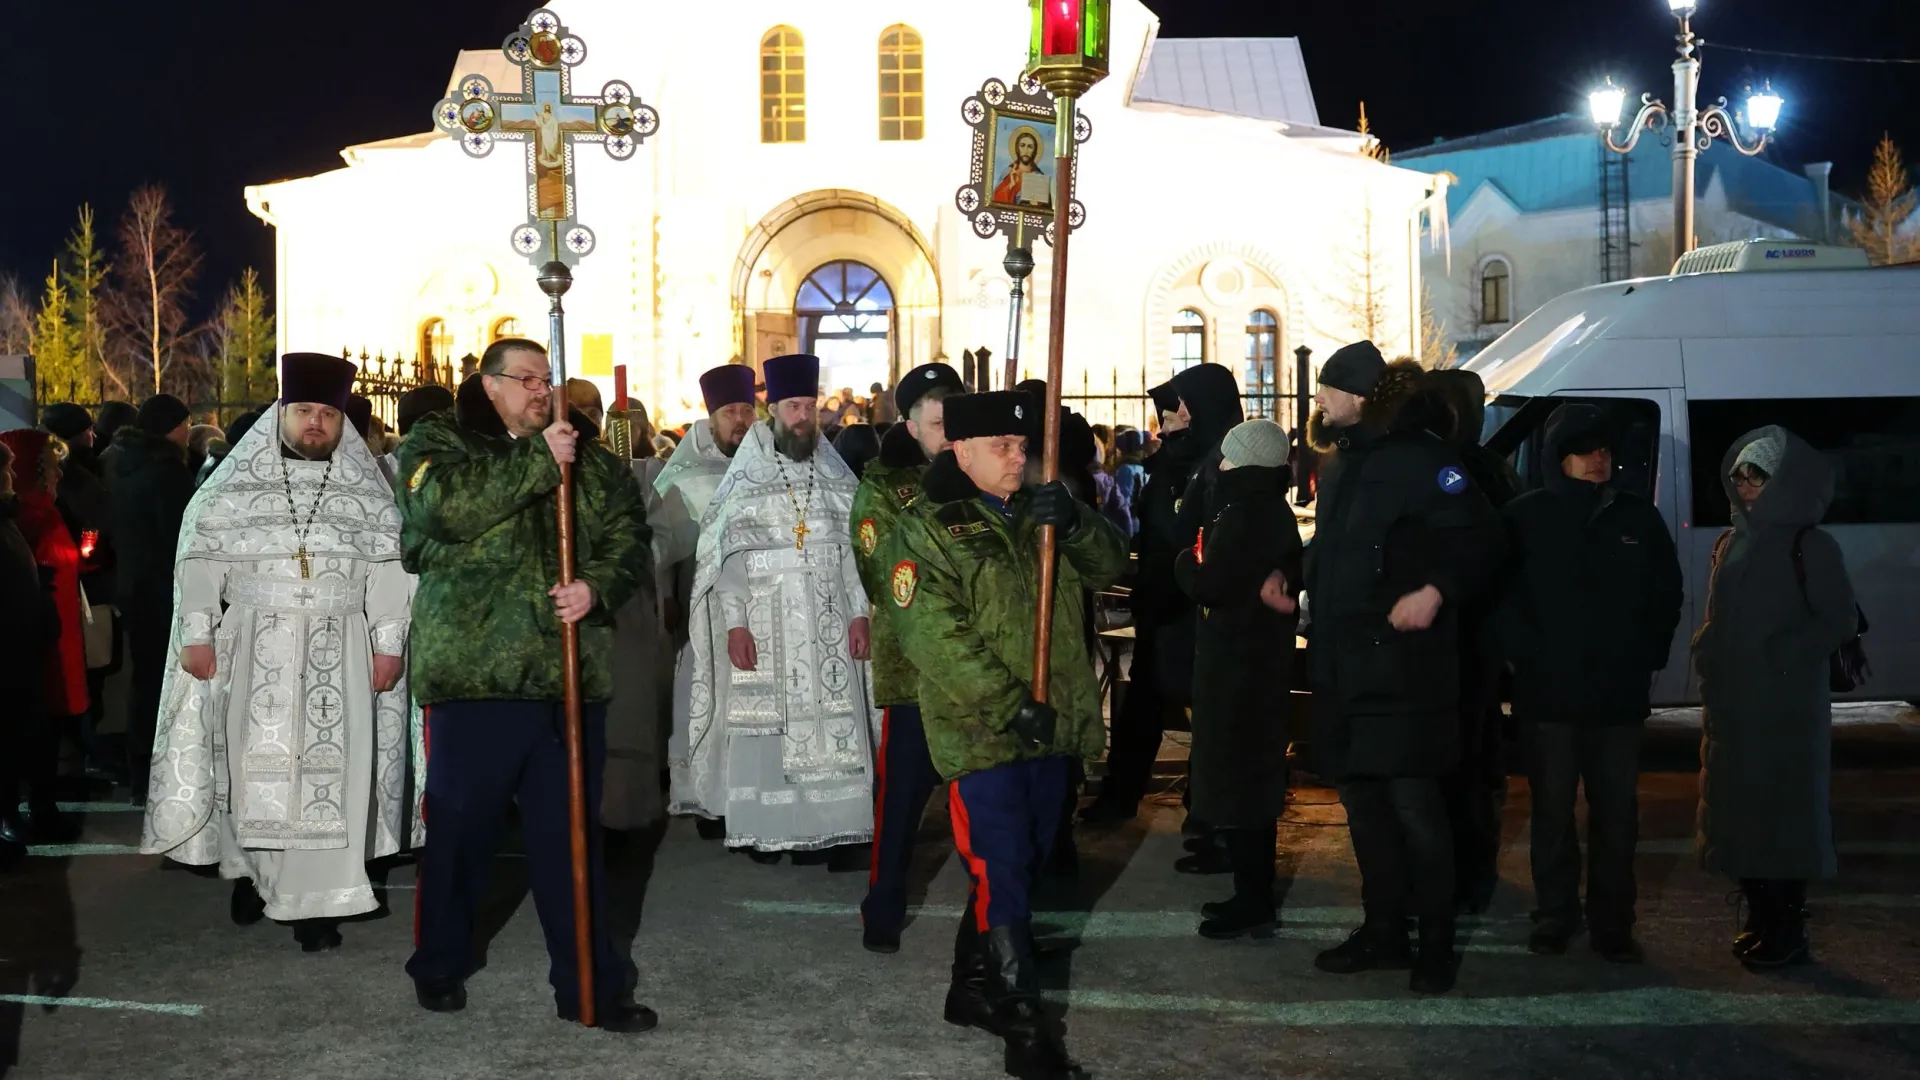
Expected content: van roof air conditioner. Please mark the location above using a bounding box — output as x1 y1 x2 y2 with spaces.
1671 239 1870 276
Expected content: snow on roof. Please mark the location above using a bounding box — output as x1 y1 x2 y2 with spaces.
445 48 519 95
1132 38 1321 128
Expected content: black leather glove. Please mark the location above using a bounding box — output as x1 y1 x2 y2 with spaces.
1007 697 1057 749
1028 480 1079 538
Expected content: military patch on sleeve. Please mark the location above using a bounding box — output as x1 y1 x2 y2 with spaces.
890 560 918 608
858 518 878 555
1437 465 1468 495
407 458 433 493
947 521 990 538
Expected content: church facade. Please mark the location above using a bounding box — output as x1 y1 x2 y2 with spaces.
246 0 1447 423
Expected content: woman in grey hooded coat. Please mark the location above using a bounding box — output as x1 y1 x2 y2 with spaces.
1693 426 1858 970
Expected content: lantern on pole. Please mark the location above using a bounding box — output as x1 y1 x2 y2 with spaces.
1022 0 1108 702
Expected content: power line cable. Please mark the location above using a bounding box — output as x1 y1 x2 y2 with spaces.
1699 40 1920 66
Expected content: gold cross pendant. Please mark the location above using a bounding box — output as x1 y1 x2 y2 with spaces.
792 520 810 551
296 544 312 579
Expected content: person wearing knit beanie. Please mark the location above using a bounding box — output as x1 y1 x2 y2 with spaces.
40 403 94 447
136 394 192 446
1220 419 1290 471
1318 341 1387 398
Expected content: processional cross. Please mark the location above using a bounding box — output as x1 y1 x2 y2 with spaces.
429 7 659 1030
433 7 658 265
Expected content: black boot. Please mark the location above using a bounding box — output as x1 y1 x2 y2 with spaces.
943 918 1000 1034
1315 918 1413 974
984 924 1082 1080
1174 830 1231 875
1199 825 1278 940
1409 917 1458 994
1731 879 1767 958
1742 880 1810 970
230 878 266 926
694 816 727 841
291 919 343 952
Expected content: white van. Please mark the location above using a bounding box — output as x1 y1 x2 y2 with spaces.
1463 252 1920 707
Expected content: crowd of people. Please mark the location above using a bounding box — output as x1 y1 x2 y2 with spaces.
0 339 1861 1078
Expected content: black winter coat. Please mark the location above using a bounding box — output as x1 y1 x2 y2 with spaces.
1 499 58 693
1173 464 1302 826
1499 478 1683 726
1303 363 1505 780
104 427 196 617
1130 431 1204 627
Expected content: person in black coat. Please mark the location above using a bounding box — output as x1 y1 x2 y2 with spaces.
1303 344 1504 995
1498 404 1682 962
1173 420 1302 939
1426 368 1521 915
1 439 61 860
105 395 197 802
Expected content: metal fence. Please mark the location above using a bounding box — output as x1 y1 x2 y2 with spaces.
1058 349 1317 434
29 347 457 431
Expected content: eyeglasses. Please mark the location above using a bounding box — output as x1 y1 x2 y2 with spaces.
488 372 553 394
1731 468 1768 489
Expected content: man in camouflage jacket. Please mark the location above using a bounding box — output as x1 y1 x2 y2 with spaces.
396 338 657 1033
889 391 1125 1080
851 362 966 954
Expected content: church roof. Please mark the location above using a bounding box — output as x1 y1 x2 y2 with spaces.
1133 38 1321 128
1395 113 1845 235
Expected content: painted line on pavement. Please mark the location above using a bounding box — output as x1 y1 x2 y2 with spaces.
10 802 145 814
1633 839 1920 857
1049 986 1920 1027
0 994 202 1017
27 844 146 857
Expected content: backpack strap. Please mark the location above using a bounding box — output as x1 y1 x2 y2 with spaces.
1711 528 1734 570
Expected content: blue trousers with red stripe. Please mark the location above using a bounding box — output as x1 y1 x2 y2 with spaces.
405 700 635 1012
949 755 1072 931
861 704 944 932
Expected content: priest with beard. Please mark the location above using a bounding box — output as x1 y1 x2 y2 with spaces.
141 352 417 952
670 353 879 869
658 364 758 839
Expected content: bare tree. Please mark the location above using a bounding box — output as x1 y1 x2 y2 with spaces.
1420 284 1458 369
105 185 202 397
1848 134 1920 266
1325 195 1394 344
0 274 32 355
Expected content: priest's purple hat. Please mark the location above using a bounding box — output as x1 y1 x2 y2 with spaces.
699 364 757 414
280 352 357 410
344 395 373 438
762 353 820 405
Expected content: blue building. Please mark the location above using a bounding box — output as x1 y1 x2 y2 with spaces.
1397 114 1846 358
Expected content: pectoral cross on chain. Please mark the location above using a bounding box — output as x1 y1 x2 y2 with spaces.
792 520 811 551
296 544 312 579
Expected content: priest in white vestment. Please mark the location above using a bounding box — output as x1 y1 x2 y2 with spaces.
142 352 417 951
669 354 879 867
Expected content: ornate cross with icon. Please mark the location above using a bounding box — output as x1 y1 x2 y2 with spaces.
432 6 659 266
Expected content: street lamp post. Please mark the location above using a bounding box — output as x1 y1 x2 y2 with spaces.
1589 0 1783 267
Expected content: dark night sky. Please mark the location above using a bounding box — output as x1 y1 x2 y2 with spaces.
8 0 1918 313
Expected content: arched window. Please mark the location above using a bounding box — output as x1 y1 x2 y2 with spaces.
797 260 895 393
1480 257 1512 324
878 25 924 142
1244 310 1278 418
1171 309 1206 372
490 316 522 342
420 317 451 365
761 26 806 144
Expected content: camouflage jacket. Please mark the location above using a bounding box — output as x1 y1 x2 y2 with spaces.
850 425 932 706
397 406 651 705
888 452 1127 781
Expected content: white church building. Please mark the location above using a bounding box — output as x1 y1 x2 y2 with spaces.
246 0 1448 422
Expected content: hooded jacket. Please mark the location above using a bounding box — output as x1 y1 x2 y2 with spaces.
1497 405 1683 725
850 422 934 706
396 382 652 705
1303 360 1504 779
1694 426 1856 880
1168 363 1247 543
889 451 1127 780
104 426 196 616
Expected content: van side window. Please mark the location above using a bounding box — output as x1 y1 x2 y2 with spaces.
1487 395 1661 499
1689 397 1920 527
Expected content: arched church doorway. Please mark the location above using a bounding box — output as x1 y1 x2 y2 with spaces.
796 260 894 395
732 189 940 390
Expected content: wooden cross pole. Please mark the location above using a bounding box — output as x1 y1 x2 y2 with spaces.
433 6 658 1028
1028 94 1078 703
